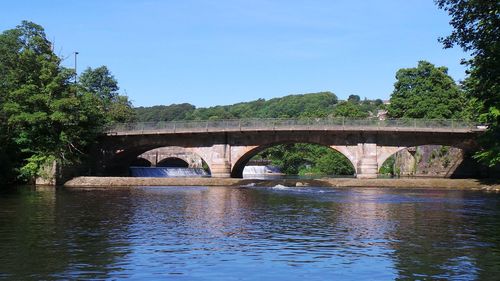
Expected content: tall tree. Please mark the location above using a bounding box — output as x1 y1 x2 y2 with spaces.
435 0 500 167
79 66 135 124
347 94 361 103
0 21 104 182
387 61 465 119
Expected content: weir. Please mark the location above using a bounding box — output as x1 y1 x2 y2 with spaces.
129 167 209 177
242 165 282 177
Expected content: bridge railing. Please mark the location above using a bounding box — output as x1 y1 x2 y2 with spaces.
107 118 481 134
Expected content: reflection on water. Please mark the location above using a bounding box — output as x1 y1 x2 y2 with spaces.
1 186 500 280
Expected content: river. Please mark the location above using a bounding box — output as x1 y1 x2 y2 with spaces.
1 185 499 280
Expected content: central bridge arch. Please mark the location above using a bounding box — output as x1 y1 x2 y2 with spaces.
230 142 356 178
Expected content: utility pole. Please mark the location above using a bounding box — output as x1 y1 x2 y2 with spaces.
74 51 79 83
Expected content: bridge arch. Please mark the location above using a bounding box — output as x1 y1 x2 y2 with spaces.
230 142 356 178
378 145 471 177
378 147 408 170
156 157 190 168
103 146 212 176
136 146 207 169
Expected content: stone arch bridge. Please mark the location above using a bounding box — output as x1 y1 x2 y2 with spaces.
94 118 484 179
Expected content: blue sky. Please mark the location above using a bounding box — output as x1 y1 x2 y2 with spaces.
1 0 467 107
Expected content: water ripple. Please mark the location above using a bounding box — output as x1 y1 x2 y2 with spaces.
0 186 499 280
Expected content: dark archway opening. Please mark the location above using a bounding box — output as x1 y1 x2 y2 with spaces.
232 143 355 178
130 157 152 167
157 157 189 168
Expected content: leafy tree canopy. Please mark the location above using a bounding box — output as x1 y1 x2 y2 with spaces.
79 66 135 123
387 61 465 119
80 66 119 103
347 94 361 103
134 91 387 122
333 101 370 118
0 21 133 183
436 0 500 166
0 21 96 181
436 0 499 107
135 103 196 122
135 92 341 121
257 144 354 176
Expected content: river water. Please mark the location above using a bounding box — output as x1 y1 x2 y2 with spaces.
1 185 499 280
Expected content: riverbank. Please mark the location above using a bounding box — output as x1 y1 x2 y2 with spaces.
64 177 500 191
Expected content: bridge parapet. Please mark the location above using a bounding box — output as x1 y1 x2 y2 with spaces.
108 118 484 136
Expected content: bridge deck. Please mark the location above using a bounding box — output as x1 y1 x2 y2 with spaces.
107 118 486 136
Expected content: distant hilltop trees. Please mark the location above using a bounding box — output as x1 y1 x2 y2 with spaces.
134 92 389 122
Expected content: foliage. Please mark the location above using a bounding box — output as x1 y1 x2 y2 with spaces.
435 0 500 167
79 66 119 102
135 92 340 121
258 144 354 176
387 61 465 119
312 150 355 175
135 103 196 122
107 95 136 123
332 101 370 118
379 155 396 176
439 146 450 157
0 21 83 181
473 113 500 166
79 66 135 124
435 0 499 108
134 92 387 122
0 126 17 184
19 154 56 180
347 94 361 103
0 21 131 184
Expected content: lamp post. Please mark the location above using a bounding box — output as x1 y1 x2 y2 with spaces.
74 51 79 83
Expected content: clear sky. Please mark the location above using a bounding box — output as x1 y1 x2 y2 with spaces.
1 0 467 107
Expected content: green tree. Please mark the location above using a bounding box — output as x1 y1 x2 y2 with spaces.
333 101 369 118
0 21 105 182
257 143 354 176
347 94 361 103
436 0 500 167
259 144 308 174
135 103 195 121
313 149 355 175
79 66 135 124
134 92 340 122
379 155 396 176
107 95 135 123
387 61 465 119
79 66 119 102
